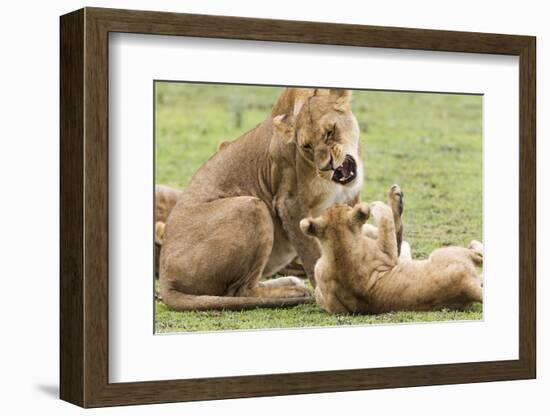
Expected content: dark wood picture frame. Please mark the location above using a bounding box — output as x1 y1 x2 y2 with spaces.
60 7 536 408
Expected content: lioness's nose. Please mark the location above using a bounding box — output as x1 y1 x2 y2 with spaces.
320 154 333 171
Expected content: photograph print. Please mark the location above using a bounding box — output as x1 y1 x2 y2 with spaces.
154 82 483 333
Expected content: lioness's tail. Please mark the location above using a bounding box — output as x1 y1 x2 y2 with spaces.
160 287 313 311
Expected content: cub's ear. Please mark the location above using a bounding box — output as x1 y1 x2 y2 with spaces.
330 89 352 111
273 114 295 142
349 202 370 226
300 218 324 238
155 221 166 245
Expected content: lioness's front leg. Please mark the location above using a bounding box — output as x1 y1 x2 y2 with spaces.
277 199 321 286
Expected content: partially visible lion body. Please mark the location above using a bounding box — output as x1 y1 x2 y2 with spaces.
159 88 364 310
154 185 182 276
301 187 483 314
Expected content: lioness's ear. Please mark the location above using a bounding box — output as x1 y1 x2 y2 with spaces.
300 218 324 238
330 89 352 111
273 88 312 116
155 221 166 245
350 202 370 226
217 140 230 151
273 114 295 142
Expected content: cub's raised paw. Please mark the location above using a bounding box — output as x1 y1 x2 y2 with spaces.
388 184 404 216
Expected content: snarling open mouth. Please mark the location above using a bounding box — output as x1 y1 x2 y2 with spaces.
331 155 357 185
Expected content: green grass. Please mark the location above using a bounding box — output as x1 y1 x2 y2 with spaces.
155 82 483 333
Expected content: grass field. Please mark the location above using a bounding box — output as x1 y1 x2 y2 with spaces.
154 82 483 333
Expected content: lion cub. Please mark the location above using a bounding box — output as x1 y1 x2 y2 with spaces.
154 184 182 277
300 185 483 314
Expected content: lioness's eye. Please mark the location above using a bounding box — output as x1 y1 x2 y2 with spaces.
325 125 336 141
303 143 313 151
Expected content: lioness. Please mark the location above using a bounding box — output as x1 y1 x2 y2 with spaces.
159 88 365 310
300 185 483 314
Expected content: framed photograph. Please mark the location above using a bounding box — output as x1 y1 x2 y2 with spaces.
60 7 536 408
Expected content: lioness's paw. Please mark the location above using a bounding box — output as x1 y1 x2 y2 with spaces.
284 276 307 288
286 285 312 298
259 276 307 289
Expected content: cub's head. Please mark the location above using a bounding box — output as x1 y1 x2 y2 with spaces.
300 203 370 244
272 88 363 186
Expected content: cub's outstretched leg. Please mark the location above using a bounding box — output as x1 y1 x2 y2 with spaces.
368 186 403 264
469 240 484 264
427 246 484 305
159 196 311 311
388 184 404 256
362 184 409 260
369 203 399 264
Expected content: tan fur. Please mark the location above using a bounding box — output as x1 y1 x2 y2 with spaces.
301 185 483 314
155 221 166 245
217 140 231 151
159 88 364 310
154 185 182 277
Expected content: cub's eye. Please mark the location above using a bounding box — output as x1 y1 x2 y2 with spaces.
303 143 313 151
